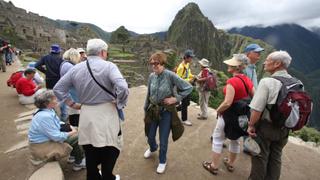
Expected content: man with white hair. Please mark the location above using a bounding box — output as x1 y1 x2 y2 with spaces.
53 39 129 180
247 50 293 180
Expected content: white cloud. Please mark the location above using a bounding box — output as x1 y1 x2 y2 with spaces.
5 0 320 33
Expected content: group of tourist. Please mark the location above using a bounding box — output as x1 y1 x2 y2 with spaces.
23 37 296 180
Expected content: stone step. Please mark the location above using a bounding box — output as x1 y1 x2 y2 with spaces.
14 115 33 123
16 121 31 131
18 109 37 118
5 140 28 153
18 129 29 135
29 161 64 180
24 104 36 110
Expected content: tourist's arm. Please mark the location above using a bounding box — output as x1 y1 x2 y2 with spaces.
216 84 235 115
35 57 46 73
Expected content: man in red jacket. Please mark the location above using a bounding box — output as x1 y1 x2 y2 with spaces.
15 68 43 104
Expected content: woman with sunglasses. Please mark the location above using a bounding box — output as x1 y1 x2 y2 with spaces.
143 52 192 174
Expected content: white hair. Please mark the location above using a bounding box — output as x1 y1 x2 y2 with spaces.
267 50 292 68
86 39 108 56
62 49 70 60
34 90 55 109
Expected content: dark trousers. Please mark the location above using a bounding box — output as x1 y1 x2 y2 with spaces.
69 114 80 127
177 95 190 121
249 121 289 180
83 145 120 180
45 78 59 89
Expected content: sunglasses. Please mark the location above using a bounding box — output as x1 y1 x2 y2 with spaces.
149 62 160 66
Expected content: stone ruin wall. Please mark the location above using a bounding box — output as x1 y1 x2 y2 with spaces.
0 0 89 55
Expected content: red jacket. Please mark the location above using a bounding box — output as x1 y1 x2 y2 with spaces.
15 77 36 96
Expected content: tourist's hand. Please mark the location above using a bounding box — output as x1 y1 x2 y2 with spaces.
247 125 257 137
68 127 77 136
163 97 177 105
72 103 82 110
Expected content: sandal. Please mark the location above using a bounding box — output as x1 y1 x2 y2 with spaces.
223 158 234 172
202 161 218 175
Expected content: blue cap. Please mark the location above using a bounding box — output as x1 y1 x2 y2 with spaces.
244 44 264 53
184 49 195 58
50 44 61 53
27 62 36 68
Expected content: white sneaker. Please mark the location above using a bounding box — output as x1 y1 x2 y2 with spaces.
182 120 192 126
115 174 120 180
67 156 75 163
144 148 153 159
156 163 167 174
73 158 86 171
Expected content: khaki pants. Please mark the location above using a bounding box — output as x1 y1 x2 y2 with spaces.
249 120 289 180
29 141 72 163
0 54 6 72
198 90 210 118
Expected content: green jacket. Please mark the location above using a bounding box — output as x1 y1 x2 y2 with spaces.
144 103 184 141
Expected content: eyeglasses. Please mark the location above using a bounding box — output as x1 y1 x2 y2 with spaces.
149 62 160 66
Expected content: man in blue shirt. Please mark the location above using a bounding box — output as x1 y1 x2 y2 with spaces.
243 43 264 154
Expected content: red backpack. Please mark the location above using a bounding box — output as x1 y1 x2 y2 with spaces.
267 76 312 131
7 70 24 88
203 71 218 91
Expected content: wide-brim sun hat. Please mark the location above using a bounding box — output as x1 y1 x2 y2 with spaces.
223 56 242 66
198 58 209 67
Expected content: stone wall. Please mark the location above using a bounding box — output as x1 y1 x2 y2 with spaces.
0 0 99 55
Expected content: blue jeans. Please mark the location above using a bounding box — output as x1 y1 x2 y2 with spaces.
147 110 172 164
60 102 68 122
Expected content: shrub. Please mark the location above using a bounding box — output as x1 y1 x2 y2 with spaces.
291 127 320 145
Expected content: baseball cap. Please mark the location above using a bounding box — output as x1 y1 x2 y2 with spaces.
244 44 264 53
50 44 61 53
184 49 195 58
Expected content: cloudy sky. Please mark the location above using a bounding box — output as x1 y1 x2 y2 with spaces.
5 0 320 33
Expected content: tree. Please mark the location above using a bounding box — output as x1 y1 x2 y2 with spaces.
110 26 130 52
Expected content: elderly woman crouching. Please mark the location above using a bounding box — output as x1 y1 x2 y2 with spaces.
28 90 86 171
203 54 255 175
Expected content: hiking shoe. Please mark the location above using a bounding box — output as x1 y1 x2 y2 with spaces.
182 120 192 126
144 148 154 159
67 156 75 163
73 158 86 171
156 163 167 174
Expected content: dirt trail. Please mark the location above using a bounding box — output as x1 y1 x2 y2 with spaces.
0 62 319 180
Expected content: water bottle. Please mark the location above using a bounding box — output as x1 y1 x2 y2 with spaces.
238 115 248 131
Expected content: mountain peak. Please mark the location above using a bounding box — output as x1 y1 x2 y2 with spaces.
173 2 207 25
167 3 226 68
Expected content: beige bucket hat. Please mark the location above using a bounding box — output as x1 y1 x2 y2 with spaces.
198 58 209 67
223 54 249 66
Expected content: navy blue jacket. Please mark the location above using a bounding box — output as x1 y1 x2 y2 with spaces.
35 53 63 81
